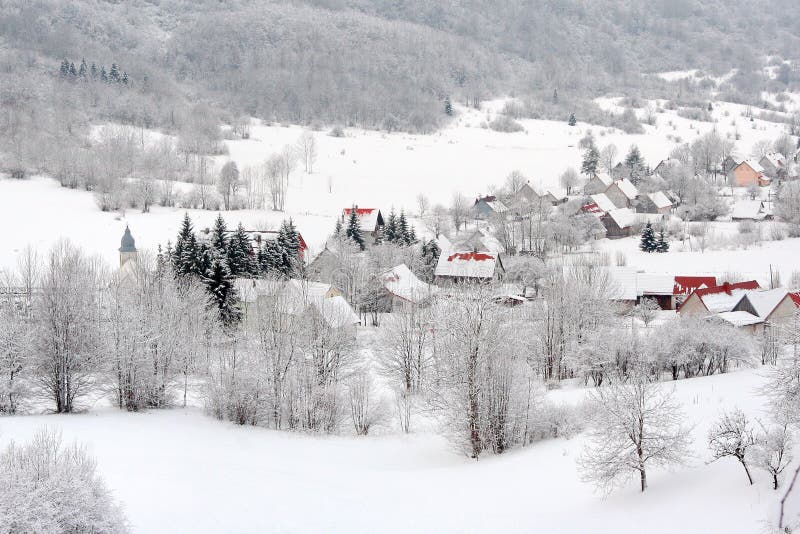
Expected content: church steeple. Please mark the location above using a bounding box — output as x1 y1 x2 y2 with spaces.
119 225 138 267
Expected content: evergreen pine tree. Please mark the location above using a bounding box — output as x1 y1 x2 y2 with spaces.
258 241 284 276
203 258 241 327
639 222 657 253
656 229 670 253
384 209 398 243
625 145 644 183
227 224 255 276
397 210 413 245
581 145 600 176
100 66 108 82
59 59 69 77
345 206 365 250
109 63 120 83
68 62 77 77
78 58 87 78
568 113 577 126
408 225 417 245
173 214 196 276
444 96 453 116
121 72 129 85
333 218 343 236
277 218 301 276
210 214 228 256
195 243 213 277
90 63 98 79
553 89 559 104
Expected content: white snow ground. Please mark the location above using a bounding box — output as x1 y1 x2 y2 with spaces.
0 369 793 533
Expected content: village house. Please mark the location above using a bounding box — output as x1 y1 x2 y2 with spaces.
728 160 770 187
590 193 617 214
653 158 679 177
730 200 767 221
379 264 437 311
600 207 635 239
434 250 504 284
678 280 761 316
235 277 358 328
583 173 614 195
726 288 800 334
341 207 385 242
454 228 503 254
605 178 639 209
472 195 509 219
636 191 673 215
759 152 787 180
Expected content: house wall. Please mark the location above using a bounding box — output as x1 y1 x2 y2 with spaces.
601 218 630 239
605 185 631 209
767 297 798 323
678 294 707 316
640 294 674 310
732 165 761 187
584 177 609 195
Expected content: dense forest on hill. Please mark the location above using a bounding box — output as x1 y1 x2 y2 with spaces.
1 0 799 177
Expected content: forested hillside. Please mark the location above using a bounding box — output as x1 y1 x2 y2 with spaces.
1 0 799 178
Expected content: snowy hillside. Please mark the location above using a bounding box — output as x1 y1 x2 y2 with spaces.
0 369 790 533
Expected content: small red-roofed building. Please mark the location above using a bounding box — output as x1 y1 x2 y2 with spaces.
434 251 504 284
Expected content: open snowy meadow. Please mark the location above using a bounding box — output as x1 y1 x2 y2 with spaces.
0 368 787 533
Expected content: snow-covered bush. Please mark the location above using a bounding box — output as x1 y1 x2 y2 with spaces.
0 428 128 533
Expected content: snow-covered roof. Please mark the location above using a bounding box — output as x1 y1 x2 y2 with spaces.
741 288 791 319
288 279 334 299
486 200 508 213
314 295 360 328
731 200 764 220
342 208 382 229
647 191 672 209
595 173 614 187
380 264 437 304
762 152 786 168
435 251 499 279
606 267 639 301
637 274 675 296
606 208 636 229
613 178 639 200
740 159 765 173
715 311 764 327
694 281 761 313
590 193 616 213
453 229 503 255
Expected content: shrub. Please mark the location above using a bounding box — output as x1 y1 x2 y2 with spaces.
489 114 524 133
0 429 128 533
328 125 345 137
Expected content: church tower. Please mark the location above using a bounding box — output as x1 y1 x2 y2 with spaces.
119 225 138 267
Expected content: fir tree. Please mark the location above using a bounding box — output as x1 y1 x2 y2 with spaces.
78 58 87 78
258 240 283 276
195 243 213 278
204 258 241 327
68 62 77 77
227 223 255 276
640 222 657 253
420 239 441 282
397 210 410 245
277 218 301 276
333 218 343 236
121 72 129 85
553 88 559 104
109 63 120 83
346 206 365 250
581 145 600 176
100 66 108 83
444 96 453 116
568 113 577 126
210 214 229 256
173 214 197 277
656 228 670 253
90 63 98 79
384 209 398 243
625 145 645 183
59 59 69 77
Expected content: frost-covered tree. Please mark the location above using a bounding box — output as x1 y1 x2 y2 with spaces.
0 429 128 533
559 167 580 195
218 160 240 210
579 377 690 492
600 144 618 174
581 145 600 177
346 206 365 250
639 222 657 252
203 257 241 327
756 420 793 490
624 144 646 183
33 241 107 413
0 303 30 414
297 130 318 173
708 408 757 485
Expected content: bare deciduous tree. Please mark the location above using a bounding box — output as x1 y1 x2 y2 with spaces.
708 408 757 485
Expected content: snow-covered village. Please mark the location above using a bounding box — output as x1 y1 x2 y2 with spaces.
3 2 800 533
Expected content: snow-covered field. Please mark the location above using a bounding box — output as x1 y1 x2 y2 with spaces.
0 369 791 533
1 95 797 274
